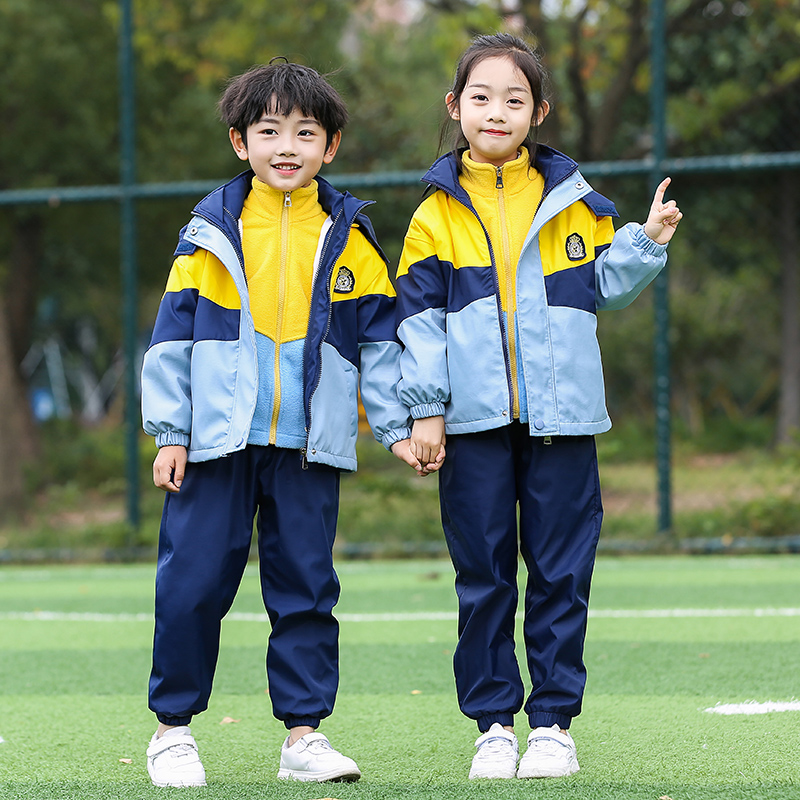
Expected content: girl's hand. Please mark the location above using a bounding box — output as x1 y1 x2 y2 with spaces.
153 445 188 493
411 416 446 468
644 177 683 244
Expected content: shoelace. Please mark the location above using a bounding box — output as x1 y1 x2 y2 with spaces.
305 738 334 754
477 736 516 756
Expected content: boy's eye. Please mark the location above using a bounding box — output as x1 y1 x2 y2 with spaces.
298 129 315 137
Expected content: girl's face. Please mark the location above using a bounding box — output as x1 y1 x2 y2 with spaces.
446 55 549 168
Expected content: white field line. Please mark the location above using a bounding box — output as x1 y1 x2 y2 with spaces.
2 607 800 623
705 701 800 715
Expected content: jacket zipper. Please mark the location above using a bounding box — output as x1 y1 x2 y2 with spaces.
268 191 292 444
496 167 520 419
300 206 348 469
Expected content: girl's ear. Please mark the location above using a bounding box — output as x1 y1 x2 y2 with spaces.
445 91 459 121
323 130 342 164
534 100 551 127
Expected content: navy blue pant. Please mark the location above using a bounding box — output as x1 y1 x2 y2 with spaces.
438 423 602 733
149 446 341 730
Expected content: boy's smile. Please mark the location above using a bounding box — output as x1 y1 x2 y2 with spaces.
229 106 340 193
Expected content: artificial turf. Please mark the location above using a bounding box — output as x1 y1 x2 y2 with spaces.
1 556 799 799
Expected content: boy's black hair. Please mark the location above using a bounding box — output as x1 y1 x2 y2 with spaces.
219 60 348 148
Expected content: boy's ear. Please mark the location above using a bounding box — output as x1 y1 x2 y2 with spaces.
445 92 459 121
229 127 249 162
323 130 342 164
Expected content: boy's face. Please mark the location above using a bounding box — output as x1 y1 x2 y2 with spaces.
229 106 340 192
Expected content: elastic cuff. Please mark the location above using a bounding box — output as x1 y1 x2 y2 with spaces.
156 713 193 727
381 426 413 450
633 223 669 255
283 716 321 730
529 712 572 730
477 712 515 733
155 430 190 448
410 402 446 420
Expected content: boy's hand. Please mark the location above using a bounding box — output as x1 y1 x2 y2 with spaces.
390 439 445 477
411 416 446 468
153 445 188 493
644 177 683 244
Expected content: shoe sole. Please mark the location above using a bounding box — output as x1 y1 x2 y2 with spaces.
469 771 517 779
150 778 207 787
518 764 579 779
277 768 361 783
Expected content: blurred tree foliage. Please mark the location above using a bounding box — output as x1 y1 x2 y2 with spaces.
0 0 799 516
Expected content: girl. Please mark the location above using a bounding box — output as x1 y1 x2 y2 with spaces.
395 33 681 780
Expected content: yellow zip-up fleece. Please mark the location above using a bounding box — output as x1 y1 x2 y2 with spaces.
241 178 326 343
241 177 327 445
460 150 543 418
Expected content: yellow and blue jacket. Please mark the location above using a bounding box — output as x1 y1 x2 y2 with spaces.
396 146 668 436
141 170 411 470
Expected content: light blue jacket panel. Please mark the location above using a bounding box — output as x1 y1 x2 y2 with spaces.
142 171 411 470
396 147 669 437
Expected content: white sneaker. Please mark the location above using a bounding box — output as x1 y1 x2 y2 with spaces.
277 732 361 782
517 724 580 778
469 723 519 779
146 726 207 787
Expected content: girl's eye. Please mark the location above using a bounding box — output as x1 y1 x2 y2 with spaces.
472 93 488 102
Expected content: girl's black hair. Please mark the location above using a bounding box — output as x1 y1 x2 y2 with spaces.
440 32 551 171
218 60 348 149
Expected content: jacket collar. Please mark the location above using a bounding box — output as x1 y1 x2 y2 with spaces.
191 169 386 262
421 144 579 201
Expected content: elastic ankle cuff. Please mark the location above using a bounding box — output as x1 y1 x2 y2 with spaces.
477 712 515 733
156 713 193 727
528 712 571 730
283 716 321 730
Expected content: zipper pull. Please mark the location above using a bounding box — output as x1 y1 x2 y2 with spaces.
496 167 504 189
284 192 292 207
300 449 308 470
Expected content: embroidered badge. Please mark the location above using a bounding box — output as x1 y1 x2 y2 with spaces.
565 232 587 261
334 265 355 294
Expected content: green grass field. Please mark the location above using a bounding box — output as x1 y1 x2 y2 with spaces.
2 556 800 799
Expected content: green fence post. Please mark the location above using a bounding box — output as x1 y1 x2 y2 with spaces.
119 0 140 533
650 0 672 536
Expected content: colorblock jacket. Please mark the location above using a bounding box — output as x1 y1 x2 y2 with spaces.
141 170 411 470
395 145 669 437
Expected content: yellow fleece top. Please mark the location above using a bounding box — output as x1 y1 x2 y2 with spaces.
460 148 544 417
240 177 328 445
241 177 326 343
460 148 545 317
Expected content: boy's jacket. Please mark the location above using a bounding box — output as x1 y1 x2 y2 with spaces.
141 170 411 470
395 145 669 437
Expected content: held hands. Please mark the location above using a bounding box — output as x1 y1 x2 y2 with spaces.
643 177 683 244
153 445 188 493
390 415 447 476
412 416 446 476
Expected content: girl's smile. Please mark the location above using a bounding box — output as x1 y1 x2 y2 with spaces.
446 55 548 167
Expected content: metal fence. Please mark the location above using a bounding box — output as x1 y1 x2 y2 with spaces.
1 0 799 537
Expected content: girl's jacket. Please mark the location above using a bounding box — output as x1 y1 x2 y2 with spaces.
395 146 668 437
141 170 411 471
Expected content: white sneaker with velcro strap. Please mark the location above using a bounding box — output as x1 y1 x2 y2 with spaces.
469 722 519 779
517 724 580 778
277 732 361 782
146 726 207 787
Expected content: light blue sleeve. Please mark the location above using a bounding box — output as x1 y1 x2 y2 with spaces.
595 222 668 311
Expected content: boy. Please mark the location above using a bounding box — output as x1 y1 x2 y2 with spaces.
141 60 420 787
